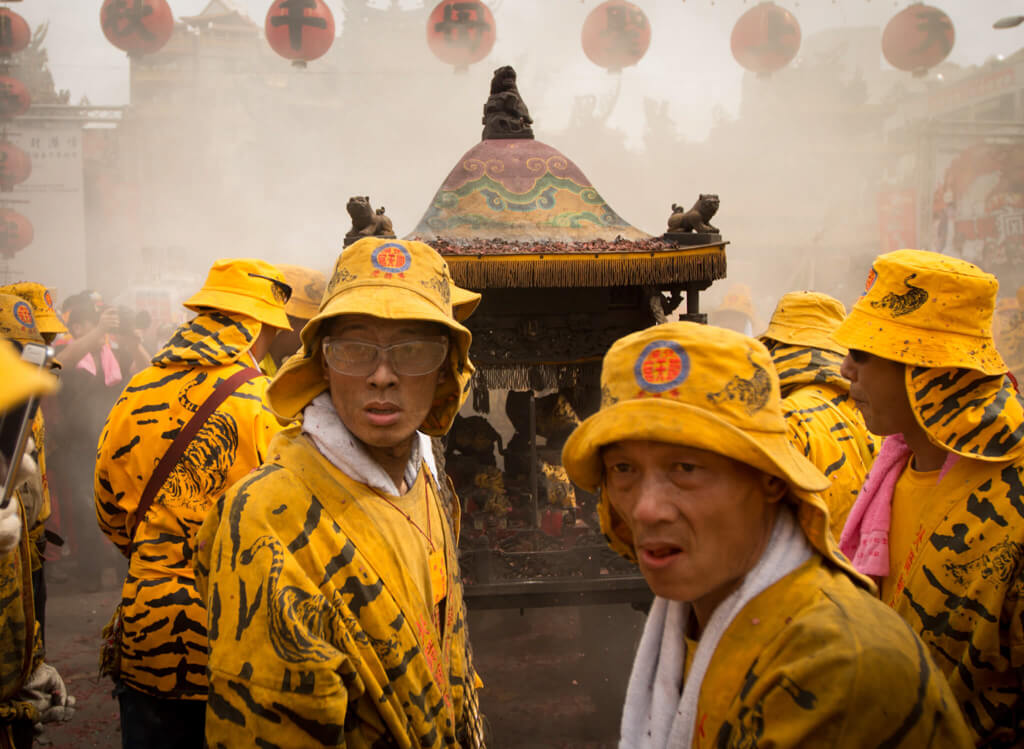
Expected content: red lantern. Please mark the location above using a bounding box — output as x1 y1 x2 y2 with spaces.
731 2 801 76
581 0 651 72
426 1 496 70
883 4 954 76
0 9 31 58
0 76 30 120
0 141 31 192
100 0 174 57
265 0 335 65
0 207 32 258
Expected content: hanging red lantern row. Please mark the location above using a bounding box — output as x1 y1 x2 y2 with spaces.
581 0 651 73
0 140 30 192
0 6 32 261
100 0 174 57
426 0 496 71
0 7 30 58
731 2 801 76
882 3 954 77
0 75 29 120
265 0 335 66
0 206 32 258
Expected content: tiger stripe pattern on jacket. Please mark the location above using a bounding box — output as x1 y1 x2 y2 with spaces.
0 499 44 737
94 310 283 700
767 343 879 536
194 428 486 747
885 365 1024 745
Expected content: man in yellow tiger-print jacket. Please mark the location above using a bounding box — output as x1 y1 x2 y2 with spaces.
94 259 291 748
560 321 970 748
194 238 487 748
0 286 67 643
759 291 879 537
837 249 1024 746
0 337 74 749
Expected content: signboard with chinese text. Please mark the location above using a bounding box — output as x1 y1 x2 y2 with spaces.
1 123 86 299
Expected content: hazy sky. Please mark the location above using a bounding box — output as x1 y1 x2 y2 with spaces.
21 0 1024 140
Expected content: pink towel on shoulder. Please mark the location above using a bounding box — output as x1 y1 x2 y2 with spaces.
840 434 959 577
75 341 123 387
839 434 912 577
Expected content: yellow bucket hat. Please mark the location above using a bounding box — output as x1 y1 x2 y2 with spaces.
759 291 847 355
832 249 1005 375
0 338 57 414
267 238 477 436
275 264 326 321
0 282 67 335
184 258 292 331
562 322 867 576
562 322 829 495
0 292 44 346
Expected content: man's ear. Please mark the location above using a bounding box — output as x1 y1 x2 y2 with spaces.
760 474 788 504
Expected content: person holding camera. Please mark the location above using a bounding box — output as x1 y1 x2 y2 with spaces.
46 292 128 591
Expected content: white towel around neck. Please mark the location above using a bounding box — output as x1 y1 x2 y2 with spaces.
301 392 438 494
620 504 812 749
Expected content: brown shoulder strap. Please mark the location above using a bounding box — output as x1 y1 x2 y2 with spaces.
130 366 260 549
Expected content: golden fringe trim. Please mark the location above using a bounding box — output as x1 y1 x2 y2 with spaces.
445 248 726 289
476 364 593 391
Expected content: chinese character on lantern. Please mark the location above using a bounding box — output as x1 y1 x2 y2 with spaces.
0 8 30 57
426 1 496 71
883 3 955 76
100 0 175 57
265 0 335 66
581 0 651 73
731 1 802 76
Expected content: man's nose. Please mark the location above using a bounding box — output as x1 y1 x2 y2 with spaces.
366 351 399 387
629 474 675 526
840 354 857 381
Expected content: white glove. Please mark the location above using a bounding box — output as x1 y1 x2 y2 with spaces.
19 662 76 724
0 495 21 554
14 437 44 530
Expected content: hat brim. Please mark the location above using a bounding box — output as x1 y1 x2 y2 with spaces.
267 283 473 425
759 325 846 356
0 360 58 413
284 299 319 321
451 285 481 322
562 398 830 495
184 289 291 330
34 312 68 335
832 306 1006 375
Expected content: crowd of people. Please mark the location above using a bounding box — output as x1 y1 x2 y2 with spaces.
0 241 1022 748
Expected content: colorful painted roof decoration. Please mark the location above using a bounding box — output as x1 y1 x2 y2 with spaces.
408 66 726 289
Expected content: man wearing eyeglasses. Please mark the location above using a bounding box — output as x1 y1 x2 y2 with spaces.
93 259 292 748
194 238 487 748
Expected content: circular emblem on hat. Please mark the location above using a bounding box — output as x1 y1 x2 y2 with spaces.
12 300 35 329
863 267 877 295
371 243 412 275
43 290 55 310
634 340 690 394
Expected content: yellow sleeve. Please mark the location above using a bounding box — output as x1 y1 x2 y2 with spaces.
712 606 973 748
94 412 132 558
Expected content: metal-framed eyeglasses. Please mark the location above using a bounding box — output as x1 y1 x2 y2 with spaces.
322 336 450 377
